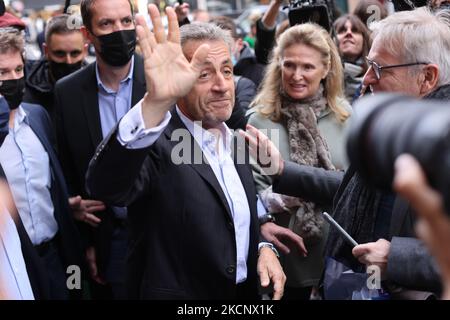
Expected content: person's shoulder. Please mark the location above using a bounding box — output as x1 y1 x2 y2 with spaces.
55 62 96 91
247 107 279 128
21 102 47 116
21 103 51 125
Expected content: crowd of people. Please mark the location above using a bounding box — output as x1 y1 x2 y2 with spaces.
1 0 450 301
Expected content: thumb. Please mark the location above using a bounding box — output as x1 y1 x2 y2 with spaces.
69 195 82 206
190 43 210 73
259 266 270 288
352 243 370 258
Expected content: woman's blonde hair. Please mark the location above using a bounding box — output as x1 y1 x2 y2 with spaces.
251 23 348 122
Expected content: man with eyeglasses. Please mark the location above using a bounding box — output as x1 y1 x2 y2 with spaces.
243 7 450 299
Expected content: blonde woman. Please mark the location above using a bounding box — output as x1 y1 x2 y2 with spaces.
247 23 351 299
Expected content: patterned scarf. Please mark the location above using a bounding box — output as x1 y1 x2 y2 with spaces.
260 84 334 243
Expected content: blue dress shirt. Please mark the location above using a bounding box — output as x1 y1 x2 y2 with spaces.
0 106 58 246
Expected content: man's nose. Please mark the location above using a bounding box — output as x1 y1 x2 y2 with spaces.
362 66 377 87
212 74 228 92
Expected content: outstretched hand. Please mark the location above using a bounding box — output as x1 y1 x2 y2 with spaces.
136 4 210 128
239 124 284 176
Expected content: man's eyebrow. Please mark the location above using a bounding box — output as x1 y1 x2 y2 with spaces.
97 18 113 25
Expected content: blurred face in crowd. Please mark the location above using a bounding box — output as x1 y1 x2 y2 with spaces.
281 43 329 100
177 40 235 129
0 50 24 81
336 19 364 62
44 32 87 65
363 39 427 97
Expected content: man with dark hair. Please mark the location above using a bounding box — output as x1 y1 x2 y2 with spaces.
23 14 88 119
54 0 146 299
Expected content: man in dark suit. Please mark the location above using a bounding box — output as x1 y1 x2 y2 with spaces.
0 28 83 299
86 5 286 299
54 0 146 299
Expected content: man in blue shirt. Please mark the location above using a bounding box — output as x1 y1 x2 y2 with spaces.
54 0 146 299
0 27 85 299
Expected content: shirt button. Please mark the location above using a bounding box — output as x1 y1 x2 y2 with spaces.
226 265 235 274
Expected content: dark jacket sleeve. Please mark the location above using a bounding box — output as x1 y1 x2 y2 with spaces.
273 160 344 206
254 19 276 65
85 125 153 207
387 236 442 294
226 77 256 130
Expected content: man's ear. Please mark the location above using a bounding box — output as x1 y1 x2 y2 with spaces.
81 26 93 44
420 64 439 96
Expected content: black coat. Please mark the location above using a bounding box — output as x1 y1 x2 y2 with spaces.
53 55 147 275
86 111 261 299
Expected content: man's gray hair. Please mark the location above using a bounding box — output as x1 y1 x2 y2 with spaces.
180 22 233 52
371 7 450 86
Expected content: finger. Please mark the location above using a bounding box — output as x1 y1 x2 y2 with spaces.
68 195 81 206
190 43 210 73
83 199 105 206
148 3 166 43
258 265 270 288
166 6 180 43
85 214 102 227
352 244 370 258
86 205 106 213
136 24 154 59
272 276 284 300
271 237 290 255
281 231 308 256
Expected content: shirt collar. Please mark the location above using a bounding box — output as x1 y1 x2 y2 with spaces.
175 106 233 156
14 105 28 126
95 55 135 93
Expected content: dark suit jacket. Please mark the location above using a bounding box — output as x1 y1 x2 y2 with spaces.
86 111 261 299
54 54 146 274
273 161 442 293
0 103 83 299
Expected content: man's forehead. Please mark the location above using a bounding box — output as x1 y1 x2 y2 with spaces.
49 32 84 46
91 0 132 21
183 40 231 62
0 51 23 68
368 40 401 64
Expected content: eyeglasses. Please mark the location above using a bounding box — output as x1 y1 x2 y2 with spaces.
365 57 429 80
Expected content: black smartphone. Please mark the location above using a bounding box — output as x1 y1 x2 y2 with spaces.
178 0 184 4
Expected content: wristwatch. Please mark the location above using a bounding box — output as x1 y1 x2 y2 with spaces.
258 242 280 258
258 213 276 225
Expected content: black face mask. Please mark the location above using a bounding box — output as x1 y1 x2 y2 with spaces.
49 60 83 83
0 77 25 110
95 29 136 67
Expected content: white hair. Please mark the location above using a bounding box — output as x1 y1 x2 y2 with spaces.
370 7 450 86
180 22 234 52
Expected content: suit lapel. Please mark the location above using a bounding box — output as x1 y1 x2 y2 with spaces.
81 63 103 149
131 54 146 106
164 111 234 220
